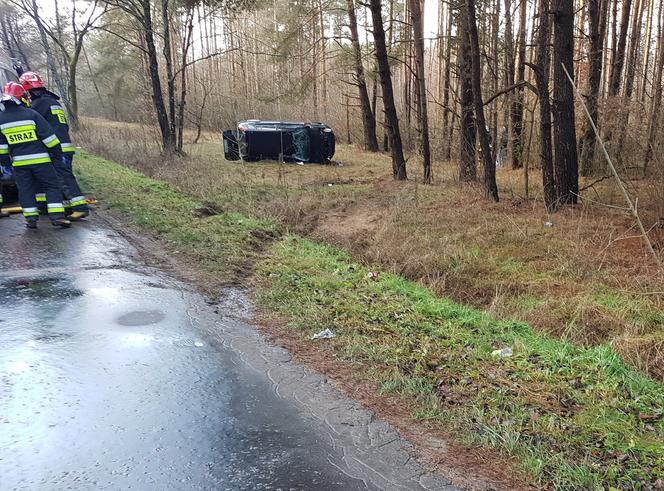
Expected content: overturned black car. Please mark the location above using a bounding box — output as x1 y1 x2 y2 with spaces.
223 120 335 164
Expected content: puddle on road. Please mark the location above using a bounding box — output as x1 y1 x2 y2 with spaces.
116 310 165 326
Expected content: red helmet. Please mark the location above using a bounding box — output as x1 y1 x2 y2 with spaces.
19 71 45 91
2 82 28 103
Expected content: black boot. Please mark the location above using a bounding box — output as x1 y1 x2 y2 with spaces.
26 220 38 229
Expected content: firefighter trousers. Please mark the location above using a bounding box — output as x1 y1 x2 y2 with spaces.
36 154 88 213
57 154 88 212
14 163 66 222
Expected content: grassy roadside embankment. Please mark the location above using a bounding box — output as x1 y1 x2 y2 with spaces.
78 117 664 383
77 151 664 489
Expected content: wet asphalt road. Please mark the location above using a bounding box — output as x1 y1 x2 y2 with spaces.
0 215 458 491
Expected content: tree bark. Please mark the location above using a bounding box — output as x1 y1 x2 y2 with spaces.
639 0 654 101
176 7 195 153
504 0 515 163
644 0 664 170
617 0 645 155
409 0 432 183
458 2 477 182
552 0 579 204
161 0 177 152
346 0 379 151
579 0 607 176
441 1 453 160
533 0 557 211
466 0 499 201
142 0 171 152
369 0 407 179
609 0 633 96
511 0 528 169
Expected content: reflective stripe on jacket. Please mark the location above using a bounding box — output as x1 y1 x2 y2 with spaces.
0 103 63 167
29 90 75 154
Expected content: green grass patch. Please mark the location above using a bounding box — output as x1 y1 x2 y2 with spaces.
76 151 278 277
78 151 664 489
256 237 664 489
594 288 664 331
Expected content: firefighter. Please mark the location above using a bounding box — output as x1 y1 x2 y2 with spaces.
19 71 89 220
0 82 70 229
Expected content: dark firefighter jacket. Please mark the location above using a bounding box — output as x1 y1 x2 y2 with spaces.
28 89 75 154
0 102 63 167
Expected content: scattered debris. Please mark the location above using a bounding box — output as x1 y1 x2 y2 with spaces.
367 271 380 281
491 347 513 358
544 221 554 228
194 341 204 347
311 328 335 340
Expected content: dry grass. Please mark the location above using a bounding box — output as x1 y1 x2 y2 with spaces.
77 117 664 380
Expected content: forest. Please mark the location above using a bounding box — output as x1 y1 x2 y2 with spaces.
2 0 664 487
3 0 664 206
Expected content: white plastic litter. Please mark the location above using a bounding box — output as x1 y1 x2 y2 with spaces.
311 328 336 340
491 347 513 358
544 221 554 228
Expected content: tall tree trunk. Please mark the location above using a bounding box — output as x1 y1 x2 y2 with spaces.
441 2 453 160
402 0 412 133
369 0 407 179
533 0 557 211
67 46 82 131
142 0 171 152
490 0 501 150
504 0 515 159
466 0 499 200
606 0 618 95
318 0 327 116
511 0 528 169
161 0 177 152
617 0 645 155
609 0 633 96
409 0 432 183
458 3 477 182
176 8 195 153
639 0 655 101
579 0 607 176
644 0 664 171
346 0 379 151
552 0 579 204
